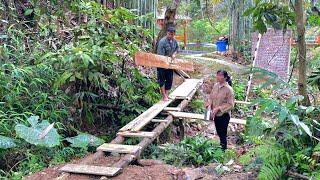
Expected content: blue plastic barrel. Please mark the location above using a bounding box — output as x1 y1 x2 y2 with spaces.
216 40 227 52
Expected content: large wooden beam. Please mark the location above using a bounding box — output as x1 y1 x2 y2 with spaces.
119 99 174 132
169 79 203 99
135 51 194 71
168 111 247 125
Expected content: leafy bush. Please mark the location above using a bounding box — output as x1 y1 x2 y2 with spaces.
153 136 224 166
232 79 246 101
242 68 320 178
189 18 229 43
190 99 205 113
308 67 320 90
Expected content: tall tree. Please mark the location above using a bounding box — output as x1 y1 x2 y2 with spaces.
295 0 311 105
153 0 180 53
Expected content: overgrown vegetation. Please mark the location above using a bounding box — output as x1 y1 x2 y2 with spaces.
240 69 320 179
0 1 159 178
146 135 233 167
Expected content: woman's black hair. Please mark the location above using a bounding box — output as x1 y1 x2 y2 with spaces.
217 70 232 86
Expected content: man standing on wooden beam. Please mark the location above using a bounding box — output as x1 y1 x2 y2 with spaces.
157 27 179 101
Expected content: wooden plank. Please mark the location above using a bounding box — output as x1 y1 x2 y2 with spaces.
174 69 191 79
151 119 169 123
135 51 194 71
60 164 121 176
163 107 181 111
230 118 247 125
117 131 156 138
235 100 251 105
169 79 203 99
169 111 203 119
119 99 173 132
97 144 141 154
113 89 199 171
168 111 246 124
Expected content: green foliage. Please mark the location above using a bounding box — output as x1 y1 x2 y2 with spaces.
239 153 251 166
243 68 320 178
258 162 285 180
244 1 295 34
15 116 60 148
308 15 320 26
244 116 271 141
223 149 237 164
233 79 246 101
153 136 224 166
65 134 104 148
189 18 229 43
190 99 205 113
0 135 16 149
308 67 320 90
0 0 158 176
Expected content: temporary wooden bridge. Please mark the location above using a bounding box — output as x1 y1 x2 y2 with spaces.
59 78 248 178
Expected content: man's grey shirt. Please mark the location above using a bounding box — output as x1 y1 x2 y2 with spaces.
157 36 179 57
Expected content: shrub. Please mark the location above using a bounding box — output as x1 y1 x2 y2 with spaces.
154 136 224 166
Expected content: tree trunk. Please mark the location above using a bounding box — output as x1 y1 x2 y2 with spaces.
295 0 311 105
153 0 180 53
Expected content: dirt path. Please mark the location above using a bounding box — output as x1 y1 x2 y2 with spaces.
184 54 246 73
25 55 254 180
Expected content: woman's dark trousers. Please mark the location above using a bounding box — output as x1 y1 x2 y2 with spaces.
214 113 230 150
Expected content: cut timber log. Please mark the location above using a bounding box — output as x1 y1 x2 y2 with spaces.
119 99 173 132
97 144 141 154
135 51 194 71
169 79 203 99
117 131 156 138
59 164 121 176
168 111 246 125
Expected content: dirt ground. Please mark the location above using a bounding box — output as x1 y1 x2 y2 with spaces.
25 55 255 180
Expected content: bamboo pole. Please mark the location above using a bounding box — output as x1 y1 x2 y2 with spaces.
245 33 262 102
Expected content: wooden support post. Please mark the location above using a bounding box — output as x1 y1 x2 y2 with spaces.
178 119 184 140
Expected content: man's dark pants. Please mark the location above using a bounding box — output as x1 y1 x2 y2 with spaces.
157 68 173 90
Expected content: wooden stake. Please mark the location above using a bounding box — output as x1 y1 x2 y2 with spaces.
245 33 262 102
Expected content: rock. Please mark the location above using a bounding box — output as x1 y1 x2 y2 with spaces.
206 123 216 134
137 159 165 166
169 169 186 180
225 159 234 166
183 168 205 180
202 163 220 175
233 165 242 169
197 124 202 131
